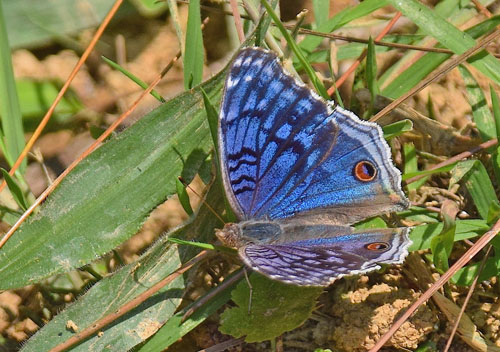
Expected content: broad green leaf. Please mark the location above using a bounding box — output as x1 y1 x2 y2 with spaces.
450 160 499 219
355 217 387 230
4 0 119 49
220 273 322 342
21 183 225 352
0 56 228 290
22 244 185 352
459 65 496 142
184 0 203 89
409 219 489 251
138 270 241 351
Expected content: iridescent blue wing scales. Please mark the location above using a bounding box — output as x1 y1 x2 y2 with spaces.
219 47 338 220
217 47 411 287
219 48 408 225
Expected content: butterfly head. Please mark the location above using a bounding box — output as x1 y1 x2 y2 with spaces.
215 223 243 249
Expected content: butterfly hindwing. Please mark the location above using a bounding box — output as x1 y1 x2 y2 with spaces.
239 227 410 286
219 48 408 225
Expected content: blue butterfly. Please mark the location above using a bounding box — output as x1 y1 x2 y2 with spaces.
215 47 411 286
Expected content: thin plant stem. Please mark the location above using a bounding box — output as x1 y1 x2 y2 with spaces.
368 219 500 351
328 12 401 95
443 245 493 352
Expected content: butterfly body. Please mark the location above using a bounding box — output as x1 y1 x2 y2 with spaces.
217 47 411 286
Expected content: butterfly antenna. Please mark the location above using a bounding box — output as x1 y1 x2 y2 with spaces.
177 176 226 225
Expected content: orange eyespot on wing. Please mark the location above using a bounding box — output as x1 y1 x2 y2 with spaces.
354 161 377 182
364 242 390 251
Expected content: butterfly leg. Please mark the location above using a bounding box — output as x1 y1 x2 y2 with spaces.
243 267 253 315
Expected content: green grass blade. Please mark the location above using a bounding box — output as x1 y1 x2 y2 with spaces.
201 88 218 154
184 0 203 89
403 163 456 181
312 0 329 28
0 168 28 211
381 15 500 98
409 219 488 251
3 0 117 49
490 84 500 139
166 0 185 55
382 119 412 140
261 0 329 99
403 142 427 191
201 87 235 222
458 65 496 141
490 86 500 184
299 0 387 54
102 56 165 103
450 160 499 219
175 178 193 216
366 36 378 110
452 251 500 286
387 0 500 85
0 1 25 171
430 204 457 273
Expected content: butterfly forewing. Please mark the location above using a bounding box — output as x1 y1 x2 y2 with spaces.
219 48 408 226
219 47 337 221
